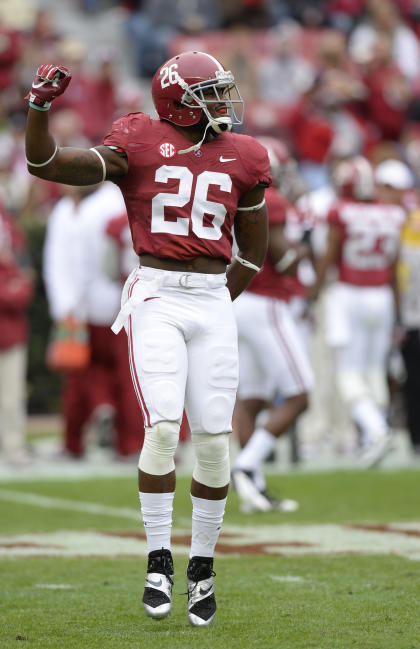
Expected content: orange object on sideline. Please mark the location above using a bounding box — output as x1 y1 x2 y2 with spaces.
46 318 91 371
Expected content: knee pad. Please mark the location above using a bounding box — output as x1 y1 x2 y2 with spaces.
336 371 367 406
138 421 180 475
191 432 230 488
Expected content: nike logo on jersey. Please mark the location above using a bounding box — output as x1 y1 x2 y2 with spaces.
219 156 236 162
144 296 161 302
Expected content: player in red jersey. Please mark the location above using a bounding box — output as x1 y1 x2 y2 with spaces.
231 136 314 512
25 52 270 626
309 156 408 467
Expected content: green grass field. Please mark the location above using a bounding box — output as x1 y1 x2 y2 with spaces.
1 468 420 649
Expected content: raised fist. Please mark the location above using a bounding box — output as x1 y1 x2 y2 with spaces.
26 64 72 110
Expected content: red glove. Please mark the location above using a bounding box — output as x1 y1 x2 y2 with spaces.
26 64 72 110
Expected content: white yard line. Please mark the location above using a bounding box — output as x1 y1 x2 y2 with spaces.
0 488 140 521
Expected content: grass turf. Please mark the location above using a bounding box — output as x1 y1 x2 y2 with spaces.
1 468 420 648
2 555 420 649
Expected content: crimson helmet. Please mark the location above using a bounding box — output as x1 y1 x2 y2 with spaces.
332 155 375 200
256 136 302 198
151 51 244 133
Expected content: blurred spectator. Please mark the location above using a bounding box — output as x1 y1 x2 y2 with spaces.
20 8 60 72
288 0 326 27
126 0 222 77
43 183 142 459
288 83 335 190
326 0 367 33
0 200 34 466
221 0 272 29
257 20 316 104
0 114 32 214
397 192 420 456
219 24 259 101
359 31 412 141
51 38 117 144
349 0 420 82
375 156 420 458
287 29 369 190
0 18 23 92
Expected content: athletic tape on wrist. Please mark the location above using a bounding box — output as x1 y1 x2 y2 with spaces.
26 145 58 168
234 254 261 272
90 147 107 182
29 101 51 111
275 248 298 272
28 92 51 111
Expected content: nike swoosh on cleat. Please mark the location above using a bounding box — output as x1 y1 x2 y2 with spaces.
199 586 213 596
219 156 236 162
146 577 163 587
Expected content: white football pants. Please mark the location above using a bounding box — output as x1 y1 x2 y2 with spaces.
234 291 314 401
325 282 394 409
119 266 238 435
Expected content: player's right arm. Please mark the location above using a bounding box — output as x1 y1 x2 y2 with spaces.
25 65 127 186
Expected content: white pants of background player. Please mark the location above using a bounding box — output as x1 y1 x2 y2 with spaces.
116 265 238 557
233 291 314 480
325 282 394 447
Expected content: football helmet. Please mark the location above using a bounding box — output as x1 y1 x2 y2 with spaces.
332 155 375 200
256 136 302 199
151 51 244 133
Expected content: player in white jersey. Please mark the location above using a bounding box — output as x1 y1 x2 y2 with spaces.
297 161 357 460
309 156 409 466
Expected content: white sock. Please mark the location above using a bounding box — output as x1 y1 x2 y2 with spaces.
351 397 387 445
139 491 174 553
234 427 277 472
252 466 267 492
190 495 227 558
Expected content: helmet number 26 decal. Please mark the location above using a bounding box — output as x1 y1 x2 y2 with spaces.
151 165 232 240
160 64 179 89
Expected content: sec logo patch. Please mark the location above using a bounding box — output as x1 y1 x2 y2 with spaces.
159 143 176 158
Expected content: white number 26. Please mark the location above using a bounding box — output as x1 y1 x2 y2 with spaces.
151 165 232 240
160 64 179 88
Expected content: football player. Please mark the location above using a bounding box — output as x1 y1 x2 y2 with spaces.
231 136 314 512
308 156 409 467
25 51 271 626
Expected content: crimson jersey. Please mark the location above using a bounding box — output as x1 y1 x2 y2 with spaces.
328 198 406 286
106 213 138 282
103 113 271 263
247 186 304 301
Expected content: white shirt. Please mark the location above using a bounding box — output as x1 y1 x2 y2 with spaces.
43 183 127 325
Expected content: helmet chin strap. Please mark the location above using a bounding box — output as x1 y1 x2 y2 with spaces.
178 117 232 155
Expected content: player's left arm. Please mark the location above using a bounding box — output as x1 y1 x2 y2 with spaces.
269 224 311 275
227 185 268 301
307 222 341 301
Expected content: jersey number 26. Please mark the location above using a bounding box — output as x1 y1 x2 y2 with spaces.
151 165 232 240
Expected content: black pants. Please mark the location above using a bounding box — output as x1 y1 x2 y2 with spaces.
401 329 420 449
